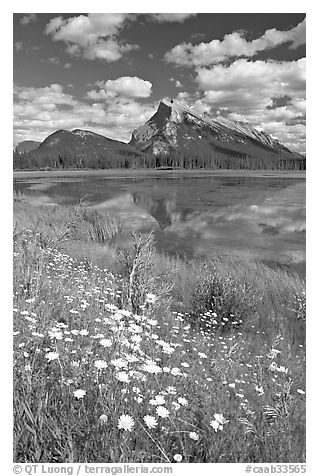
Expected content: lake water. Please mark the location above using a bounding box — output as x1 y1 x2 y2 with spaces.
13 171 306 275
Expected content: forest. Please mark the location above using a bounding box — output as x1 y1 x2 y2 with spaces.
13 146 306 171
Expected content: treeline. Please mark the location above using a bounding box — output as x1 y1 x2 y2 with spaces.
13 147 306 171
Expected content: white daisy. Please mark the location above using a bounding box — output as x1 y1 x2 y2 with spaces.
117 414 134 432
45 352 60 362
156 406 170 418
94 360 108 370
73 389 86 399
143 415 158 429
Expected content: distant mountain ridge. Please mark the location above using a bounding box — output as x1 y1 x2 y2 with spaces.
15 140 41 154
14 99 305 170
129 98 301 160
14 128 142 170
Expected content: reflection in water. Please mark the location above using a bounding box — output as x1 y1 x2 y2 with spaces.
13 174 305 273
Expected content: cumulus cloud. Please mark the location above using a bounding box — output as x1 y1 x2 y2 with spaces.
172 58 306 153
45 14 138 62
20 13 37 26
149 13 197 23
13 83 155 145
106 76 152 98
88 76 152 99
165 18 306 66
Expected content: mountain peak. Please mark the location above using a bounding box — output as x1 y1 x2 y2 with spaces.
129 98 298 159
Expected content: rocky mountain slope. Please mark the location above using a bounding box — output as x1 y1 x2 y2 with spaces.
129 99 301 160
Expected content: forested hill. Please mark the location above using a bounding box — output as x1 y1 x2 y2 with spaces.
13 120 306 171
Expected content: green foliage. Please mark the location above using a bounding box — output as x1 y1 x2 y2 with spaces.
13 146 306 171
188 272 258 331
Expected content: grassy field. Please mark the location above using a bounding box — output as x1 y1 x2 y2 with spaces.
13 198 306 463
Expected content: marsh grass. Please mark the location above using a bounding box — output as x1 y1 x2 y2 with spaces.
13 201 306 463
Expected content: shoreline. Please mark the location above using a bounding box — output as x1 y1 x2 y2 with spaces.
13 168 306 180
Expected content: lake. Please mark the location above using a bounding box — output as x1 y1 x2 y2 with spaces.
13 170 306 275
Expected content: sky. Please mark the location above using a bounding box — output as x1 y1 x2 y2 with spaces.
13 12 306 153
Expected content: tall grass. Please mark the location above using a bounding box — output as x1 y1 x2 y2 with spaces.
13 202 306 463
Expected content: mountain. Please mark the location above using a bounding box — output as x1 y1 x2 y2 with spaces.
39 128 140 158
14 129 142 170
15 140 41 154
129 99 302 161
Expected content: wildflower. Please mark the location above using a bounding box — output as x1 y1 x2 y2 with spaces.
162 345 175 354
116 372 130 383
166 386 177 395
111 358 128 369
173 454 183 462
145 293 157 304
267 348 281 359
210 419 220 432
48 329 63 340
79 329 89 336
131 335 142 344
142 362 162 374
45 352 60 362
25 298 35 303
73 389 86 399
94 360 108 370
147 319 158 326
150 395 166 406
99 414 108 425
25 364 32 372
181 362 190 368
143 415 158 429
100 338 112 347
117 414 135 432
171 367 182 376
214 413 229 425
177 397 188 406
71 361 80 368
276 366 288 374
189 432 199 441
255 385 264 396
228 383 236 388
156 406 170 418
269 362 277 372
198 352 207 359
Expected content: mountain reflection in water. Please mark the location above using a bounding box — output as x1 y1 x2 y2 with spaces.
13 174 305 274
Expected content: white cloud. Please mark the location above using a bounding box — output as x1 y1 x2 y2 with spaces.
165 18 306 67
20 14 37 26
104 77 152 98
171 58 306 153
196 59 305 100
45 14 138 62
13 83 155 145
149 13 197 23
46 57 60 65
